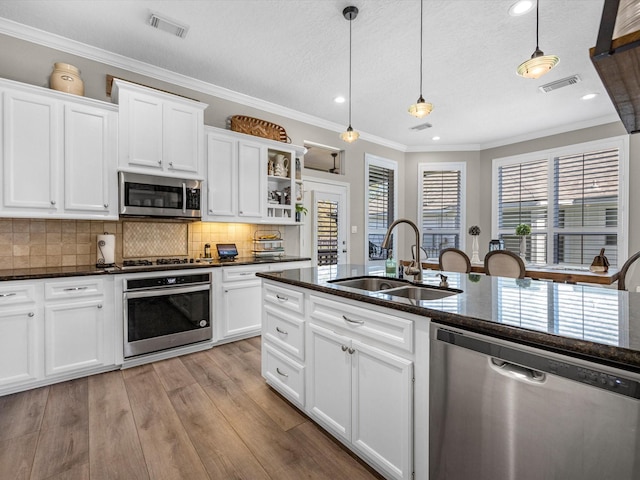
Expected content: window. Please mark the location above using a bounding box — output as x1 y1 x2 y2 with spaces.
365 154 397 264
316 199 338 266
493 138 627 267
418 163 465 258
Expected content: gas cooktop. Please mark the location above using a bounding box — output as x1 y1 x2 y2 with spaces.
121 258 192 268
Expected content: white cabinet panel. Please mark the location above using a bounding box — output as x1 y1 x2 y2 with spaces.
220 280 263 338
263 342 305 408
45 298 106 376
2 89 59 211
64 103 117 215
123 92 164 169
165 103 202 174
206 133 236 216
0 307 41 387
237 140 265 219
263 304 305 360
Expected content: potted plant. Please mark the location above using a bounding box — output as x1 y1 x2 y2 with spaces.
515 223 531 260
295 204 308 223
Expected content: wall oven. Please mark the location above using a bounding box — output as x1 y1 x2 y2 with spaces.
119 171 201 219
123 272 212 358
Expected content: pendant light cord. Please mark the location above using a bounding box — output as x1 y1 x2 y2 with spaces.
348 14 353 126
536 0 540 50
419 0 423 97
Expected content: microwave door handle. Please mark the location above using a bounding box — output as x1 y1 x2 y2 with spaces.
182 183 187 214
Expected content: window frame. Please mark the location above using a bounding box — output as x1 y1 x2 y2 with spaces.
417 162 467 258
364 153 398 268
491 136 629 266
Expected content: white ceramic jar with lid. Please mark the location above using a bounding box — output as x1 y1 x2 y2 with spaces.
50 62 84 96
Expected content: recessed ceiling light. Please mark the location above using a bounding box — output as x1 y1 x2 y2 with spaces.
334 96 346 104
508 0 534 16
432 136 440 141
581 93 599 100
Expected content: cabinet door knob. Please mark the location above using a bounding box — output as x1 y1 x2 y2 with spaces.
209 210 213 214
28 312 35 317
158 160 162 165
97 304 103 309
169 162 173 167
341 345 348 352
348 347 356 355
104 204 109 208
50 200 56 206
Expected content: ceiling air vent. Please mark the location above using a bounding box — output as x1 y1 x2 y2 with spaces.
410 122 432 131
539 75 581 93
149 13 189 38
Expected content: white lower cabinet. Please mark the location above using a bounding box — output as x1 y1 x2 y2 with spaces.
0 276 116 396
0 305 42 388
261 280 415 480
218 265 270 341
307 323 414 480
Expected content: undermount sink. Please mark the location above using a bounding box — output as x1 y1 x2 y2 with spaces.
383 286 460 301
329 276 411 291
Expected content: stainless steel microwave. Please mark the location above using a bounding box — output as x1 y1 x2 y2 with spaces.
118 172 202 219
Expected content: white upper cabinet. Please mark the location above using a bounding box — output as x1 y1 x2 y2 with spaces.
112 79 207 178
203 126 305 224
0 78 118 219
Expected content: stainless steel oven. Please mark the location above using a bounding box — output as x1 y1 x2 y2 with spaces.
119 171 201 219
123 272 212 358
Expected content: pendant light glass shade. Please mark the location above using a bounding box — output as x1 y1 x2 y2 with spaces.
408 0 433 118
408 95 433 118
340 125 360 143
341 6 359 143
517 48 559 79
517 0 558 79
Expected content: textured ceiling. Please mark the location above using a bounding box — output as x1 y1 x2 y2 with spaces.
0 0 620 149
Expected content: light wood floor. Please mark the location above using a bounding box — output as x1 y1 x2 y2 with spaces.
0 337 385 479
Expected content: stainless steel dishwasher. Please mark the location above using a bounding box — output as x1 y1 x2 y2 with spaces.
430 323 640 480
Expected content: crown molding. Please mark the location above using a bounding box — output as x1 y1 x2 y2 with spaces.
0 17 407 152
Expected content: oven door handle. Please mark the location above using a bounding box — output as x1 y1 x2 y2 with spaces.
124 284 210 300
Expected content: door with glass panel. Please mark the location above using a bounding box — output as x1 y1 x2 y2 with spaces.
312 190 347 267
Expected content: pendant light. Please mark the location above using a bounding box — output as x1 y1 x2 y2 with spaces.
408 0 433 118
340 6 359 143
517 0 559 79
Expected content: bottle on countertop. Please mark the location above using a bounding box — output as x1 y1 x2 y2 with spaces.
385 250 397 277
204 243 211 258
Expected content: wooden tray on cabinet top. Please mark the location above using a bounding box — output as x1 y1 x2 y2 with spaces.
230 115 290 143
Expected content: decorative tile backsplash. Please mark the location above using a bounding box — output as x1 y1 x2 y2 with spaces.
123 222 188 258
0 218 277 269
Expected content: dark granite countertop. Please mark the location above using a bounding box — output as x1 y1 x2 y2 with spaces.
257 264 640 372
0 256 310 281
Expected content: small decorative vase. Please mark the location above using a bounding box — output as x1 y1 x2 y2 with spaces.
519 236 527 261
470 236 481 264
50 63 84 96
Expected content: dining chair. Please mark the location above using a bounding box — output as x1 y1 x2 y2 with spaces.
618 251 640 291
484 250 526 279
439 248 471 273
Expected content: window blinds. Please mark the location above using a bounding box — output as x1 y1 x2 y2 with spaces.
421 169 462 256
368 165 395 231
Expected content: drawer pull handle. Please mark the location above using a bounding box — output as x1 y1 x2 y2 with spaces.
341 345 348 352
342 315 364 325
348 347 356 355
276 294 289 301
63 286 88 291
239 272 253 276
0 292 17 298
276 327 288 335
28 312 35 317
276 367 288 377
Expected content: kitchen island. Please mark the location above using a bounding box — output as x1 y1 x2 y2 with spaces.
256 265 640 480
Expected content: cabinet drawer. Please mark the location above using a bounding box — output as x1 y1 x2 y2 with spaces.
222 265 269 282
309 295 414 353
263 343 305 408
263 304 304 361
0 283 38 306
268 261 311 272
263 282 304 315
44 278 104 300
